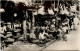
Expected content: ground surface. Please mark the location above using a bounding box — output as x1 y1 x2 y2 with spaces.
42 25 80 51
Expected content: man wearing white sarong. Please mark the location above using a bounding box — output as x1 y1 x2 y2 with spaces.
62 26 68 41
73 15 79 29
0 22 7 34
0 26 6 34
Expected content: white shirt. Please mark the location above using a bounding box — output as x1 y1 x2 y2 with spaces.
0 26 6 33
62 26 68 32
39 33 45 39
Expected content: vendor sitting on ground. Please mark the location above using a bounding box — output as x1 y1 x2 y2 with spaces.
39 29 48 44
61 25 68 41
62 21 69 34
43 30 50 41
57 27 62 40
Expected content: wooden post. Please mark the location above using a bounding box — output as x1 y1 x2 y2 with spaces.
58 0 59 11
31 11 35 33
23 20 27 39
56 0 59 30
54 0 55 10
27 9 35 33
29 10 36 39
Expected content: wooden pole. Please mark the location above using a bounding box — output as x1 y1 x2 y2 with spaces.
31 11 35 33
58 0 59 11
54 0 55 10
56 0 59 30
23 20 27 39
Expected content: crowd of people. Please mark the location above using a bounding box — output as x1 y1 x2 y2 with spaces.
0 0 79 50
26 2 79 45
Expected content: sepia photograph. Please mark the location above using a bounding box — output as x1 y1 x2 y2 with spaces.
0 0 80 51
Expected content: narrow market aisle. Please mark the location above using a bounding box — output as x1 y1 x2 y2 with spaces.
42 24 80 51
